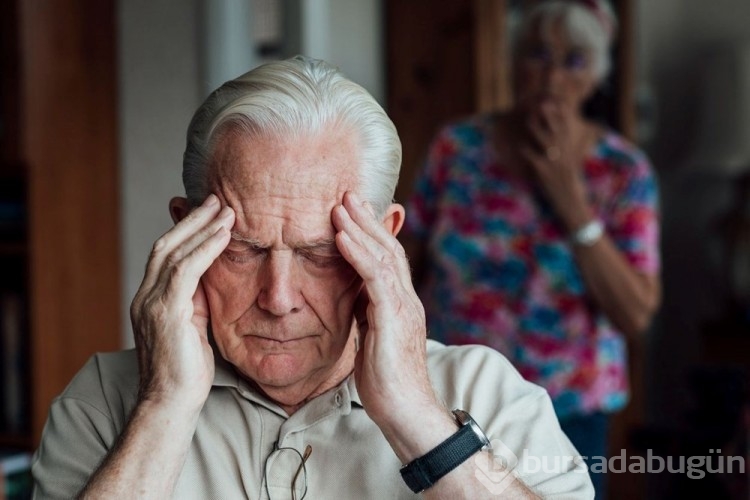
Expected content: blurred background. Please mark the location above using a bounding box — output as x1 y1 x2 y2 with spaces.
0 1 747 498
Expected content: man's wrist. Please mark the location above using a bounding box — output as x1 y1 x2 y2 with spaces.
135 389 207 427
400 409 491 493
375 400 457 464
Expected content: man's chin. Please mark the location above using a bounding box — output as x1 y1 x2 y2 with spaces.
240 355 324 410
242 351 311 385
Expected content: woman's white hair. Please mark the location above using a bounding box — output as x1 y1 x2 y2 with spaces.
513 0 617 82
182 55 401 217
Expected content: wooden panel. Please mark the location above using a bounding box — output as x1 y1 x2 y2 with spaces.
607 3 641 497
615 0 636 141
386 0 477 203
474 0 512 113
19 0 121 444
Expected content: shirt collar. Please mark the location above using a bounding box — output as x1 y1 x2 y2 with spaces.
346 374 363 407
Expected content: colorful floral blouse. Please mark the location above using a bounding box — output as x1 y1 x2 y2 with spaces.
405 115 660 419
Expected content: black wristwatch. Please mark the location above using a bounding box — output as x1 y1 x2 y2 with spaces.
400 409 491 493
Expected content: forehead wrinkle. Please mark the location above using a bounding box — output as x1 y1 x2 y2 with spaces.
215 163 353 222
210 127 360 250
211 131 357 193
209 127 359 192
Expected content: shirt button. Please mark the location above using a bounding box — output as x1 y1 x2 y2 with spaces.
334 393 342 406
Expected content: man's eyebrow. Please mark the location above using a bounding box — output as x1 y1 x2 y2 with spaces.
295 237 337 251
229 232 265 248
229 232 337 251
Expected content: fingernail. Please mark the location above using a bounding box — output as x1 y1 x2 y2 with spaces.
205 194 219 206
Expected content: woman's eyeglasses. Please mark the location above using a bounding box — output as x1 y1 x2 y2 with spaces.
524 46 590 73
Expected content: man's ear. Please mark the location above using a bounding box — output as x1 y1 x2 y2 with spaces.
169 197 190 224
381 203 406 237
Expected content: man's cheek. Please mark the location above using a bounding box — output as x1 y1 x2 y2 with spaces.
334 277 362 322
204 258 250 290
330 262 361 297
202 264 255 315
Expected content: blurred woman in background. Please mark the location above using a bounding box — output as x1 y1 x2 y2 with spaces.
402 1 661 497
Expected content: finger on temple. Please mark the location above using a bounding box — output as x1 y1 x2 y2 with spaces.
166 226 232 308
150 196 220 260
143 197 228 290
163 206 234 272
341 192 393 242
335 225 409 306
341 193 410 270
333 200 412 285
333 226 373 279
331 200 378 252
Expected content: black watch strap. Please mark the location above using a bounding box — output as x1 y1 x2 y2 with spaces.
399 420 486 493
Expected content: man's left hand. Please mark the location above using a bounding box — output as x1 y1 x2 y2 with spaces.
332 191 455 461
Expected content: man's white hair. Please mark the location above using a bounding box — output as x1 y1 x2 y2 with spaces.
513 0 617 82
182 55 402 217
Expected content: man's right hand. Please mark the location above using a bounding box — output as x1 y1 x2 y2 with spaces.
79 194 234 499
130 193 234 411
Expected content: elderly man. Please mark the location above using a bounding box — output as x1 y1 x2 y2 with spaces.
32 56 593 499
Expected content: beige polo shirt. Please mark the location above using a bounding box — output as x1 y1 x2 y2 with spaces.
32 341 593 499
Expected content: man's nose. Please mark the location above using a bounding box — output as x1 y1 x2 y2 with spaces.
256 251 304 316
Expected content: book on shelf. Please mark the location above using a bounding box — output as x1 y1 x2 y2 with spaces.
0 449 32 500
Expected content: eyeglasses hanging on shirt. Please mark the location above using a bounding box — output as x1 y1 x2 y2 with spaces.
263 444 313 500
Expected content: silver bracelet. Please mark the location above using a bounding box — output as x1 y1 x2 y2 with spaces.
570 219 604 246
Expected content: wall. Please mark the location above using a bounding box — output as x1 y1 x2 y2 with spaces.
299 0 384 103
635 0 750 427
637 0 750 169
118 0 202 346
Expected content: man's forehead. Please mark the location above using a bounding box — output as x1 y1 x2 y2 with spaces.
213 165 356 222
207 129 359 245
209 129 359 197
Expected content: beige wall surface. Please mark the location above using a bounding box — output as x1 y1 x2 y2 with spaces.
118 0 202 347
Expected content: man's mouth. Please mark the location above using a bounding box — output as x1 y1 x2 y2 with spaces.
244 334 315 347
